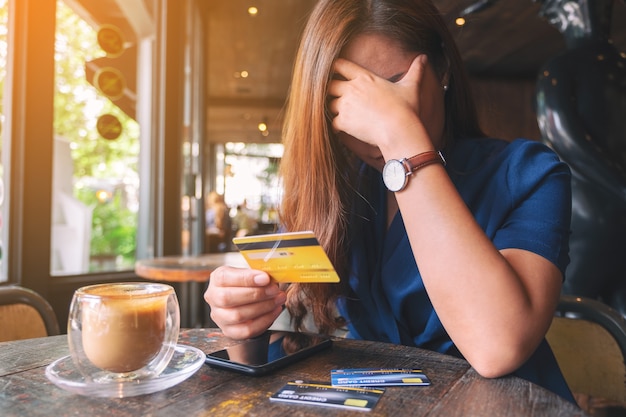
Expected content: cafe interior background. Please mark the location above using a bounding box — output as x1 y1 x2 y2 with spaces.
0 0 624 327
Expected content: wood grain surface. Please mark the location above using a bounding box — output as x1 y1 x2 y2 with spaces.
0 329 588 417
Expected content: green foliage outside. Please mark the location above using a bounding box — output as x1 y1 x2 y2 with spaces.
0 1 138 271
54 1 139 270
75 187 136 263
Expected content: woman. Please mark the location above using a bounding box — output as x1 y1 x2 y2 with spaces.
205 0 573 402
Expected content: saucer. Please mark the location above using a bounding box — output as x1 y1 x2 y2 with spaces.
45 344 205 398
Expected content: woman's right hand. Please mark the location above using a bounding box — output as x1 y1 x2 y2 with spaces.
204 266 287 339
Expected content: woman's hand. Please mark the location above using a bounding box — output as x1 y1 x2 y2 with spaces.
328 54 435 151
204 266 287 339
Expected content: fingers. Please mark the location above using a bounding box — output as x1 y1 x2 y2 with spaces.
330 58 362 83
209 265 270 288
206 266 284 308
204 266 287 339
212 304 284 340
403 54 427 86
327 58 373 99
327 59 368 135
328 54 426 96
327 54 428 118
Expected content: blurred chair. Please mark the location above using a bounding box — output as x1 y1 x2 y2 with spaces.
0 286 60 342
546 295 626 414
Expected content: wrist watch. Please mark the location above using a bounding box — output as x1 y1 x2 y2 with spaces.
382 150 446 192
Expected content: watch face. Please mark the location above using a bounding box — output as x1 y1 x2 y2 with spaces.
382 159 407 192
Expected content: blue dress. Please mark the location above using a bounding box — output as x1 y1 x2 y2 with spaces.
337 137 575 402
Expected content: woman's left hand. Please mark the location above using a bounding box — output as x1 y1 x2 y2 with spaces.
327 54 429 150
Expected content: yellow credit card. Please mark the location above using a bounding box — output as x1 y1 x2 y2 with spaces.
232 231 340 283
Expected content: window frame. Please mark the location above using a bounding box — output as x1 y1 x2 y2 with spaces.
1 0 194 326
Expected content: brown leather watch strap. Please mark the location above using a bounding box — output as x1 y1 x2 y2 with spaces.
403 150 446 173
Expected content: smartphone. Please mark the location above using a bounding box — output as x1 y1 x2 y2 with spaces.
205 331 332 376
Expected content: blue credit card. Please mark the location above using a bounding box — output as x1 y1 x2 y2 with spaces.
331 368 431 387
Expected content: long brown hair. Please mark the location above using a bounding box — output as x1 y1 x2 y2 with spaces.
279 0 484 334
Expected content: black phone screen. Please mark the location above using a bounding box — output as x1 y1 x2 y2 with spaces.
205 331 332 376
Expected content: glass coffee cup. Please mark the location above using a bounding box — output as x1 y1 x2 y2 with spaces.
68 282 180 382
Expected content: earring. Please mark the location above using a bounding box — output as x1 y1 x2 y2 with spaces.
443 84 449 92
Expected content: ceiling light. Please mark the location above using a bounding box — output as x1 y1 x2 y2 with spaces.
248 7 258 16
455 17 466 26
233 70 249 79
258 122 268 132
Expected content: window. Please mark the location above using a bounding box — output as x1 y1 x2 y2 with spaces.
1 0 193 323
51 0 140 275
223 142 282 230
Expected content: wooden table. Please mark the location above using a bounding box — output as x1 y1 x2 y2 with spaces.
0 329 587 417
135 253 246 327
